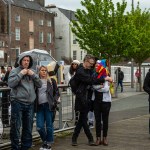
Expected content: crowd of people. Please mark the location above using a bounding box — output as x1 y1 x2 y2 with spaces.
1 53 147 150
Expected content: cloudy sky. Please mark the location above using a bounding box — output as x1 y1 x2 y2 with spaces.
45 0 150 12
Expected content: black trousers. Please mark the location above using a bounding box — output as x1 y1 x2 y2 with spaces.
94 100 111 137
72 110 93 141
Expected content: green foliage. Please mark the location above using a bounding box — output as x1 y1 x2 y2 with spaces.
71 0 128 63
124 4 150 65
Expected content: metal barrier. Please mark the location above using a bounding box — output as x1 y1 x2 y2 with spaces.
0 84 75 148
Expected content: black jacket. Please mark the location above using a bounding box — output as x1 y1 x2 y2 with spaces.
74 64 105 112
143 71 150 101
35 78 60 112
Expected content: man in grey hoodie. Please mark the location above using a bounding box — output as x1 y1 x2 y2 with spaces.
8 53 42 150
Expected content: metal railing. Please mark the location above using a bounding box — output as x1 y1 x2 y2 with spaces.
0 84 75 148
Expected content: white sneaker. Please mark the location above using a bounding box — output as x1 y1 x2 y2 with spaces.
39 143 47 150
45 145 52 150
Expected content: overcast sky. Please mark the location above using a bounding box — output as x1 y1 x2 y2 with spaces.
45 0 150 12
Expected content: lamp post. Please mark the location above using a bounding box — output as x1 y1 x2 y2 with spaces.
131 58 134 88
132 0 134 10
8 0 12 65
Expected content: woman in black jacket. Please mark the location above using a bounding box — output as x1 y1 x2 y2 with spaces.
35 66 60 150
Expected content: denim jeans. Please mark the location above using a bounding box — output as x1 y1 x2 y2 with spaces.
36 102 54 144
10 100 34 150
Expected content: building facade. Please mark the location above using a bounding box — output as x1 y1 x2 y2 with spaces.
0 0 55 66
46 5 86 63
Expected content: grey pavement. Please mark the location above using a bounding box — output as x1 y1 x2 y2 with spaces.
31 85 150 150
1 84 150 150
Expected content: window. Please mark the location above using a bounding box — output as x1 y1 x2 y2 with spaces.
39 32 43 43
29 37 34 49
0 41 5 47
47 33 51 43
29 19 34 32
39 20 44 26
73 50 77 60
15 14 20 22
81 51 83 60
73 34 77 44
15 48 20 58
15 27 20 40
47 20 51 27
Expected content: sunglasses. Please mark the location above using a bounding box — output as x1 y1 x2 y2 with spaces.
72 63 77 65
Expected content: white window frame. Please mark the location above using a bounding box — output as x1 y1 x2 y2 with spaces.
47 33 51 43
15 47 20 58
39 20 44 26
15 14 20 22
73 50 77 60
15 27 20 41
39 32 43 43
47 20 51 27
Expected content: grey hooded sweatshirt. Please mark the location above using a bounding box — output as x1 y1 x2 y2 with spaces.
8 53 42 104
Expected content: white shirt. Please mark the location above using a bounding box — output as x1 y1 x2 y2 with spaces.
92 81 112 102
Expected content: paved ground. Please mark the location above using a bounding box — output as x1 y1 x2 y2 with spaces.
31 85 150 150
1 84 150 150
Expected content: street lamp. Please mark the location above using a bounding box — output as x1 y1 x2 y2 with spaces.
8 0 12 65
132 0 134 11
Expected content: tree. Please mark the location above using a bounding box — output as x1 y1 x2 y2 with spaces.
71 0 128 64
124 3 150 91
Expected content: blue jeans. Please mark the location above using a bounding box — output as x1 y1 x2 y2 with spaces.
36 102 54 144
117 80 123 92
10 100 34 150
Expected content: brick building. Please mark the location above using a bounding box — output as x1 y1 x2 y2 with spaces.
0 0 55 66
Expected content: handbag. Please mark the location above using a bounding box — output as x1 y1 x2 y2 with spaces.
110 83 115 95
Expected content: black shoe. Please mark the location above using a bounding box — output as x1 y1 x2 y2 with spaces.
72 141 78 146
88 141 96 146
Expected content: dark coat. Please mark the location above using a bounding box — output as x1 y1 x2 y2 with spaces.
143 71 150 101
35 78 60 112
74 64 105 112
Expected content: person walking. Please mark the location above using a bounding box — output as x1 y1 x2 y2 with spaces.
35 66 60 150
92 60 111 146
71 54 112 146
8 53 42 150
115 67 124 92
135 68 141 83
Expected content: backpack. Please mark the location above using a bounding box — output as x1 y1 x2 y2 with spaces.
68 75 78 95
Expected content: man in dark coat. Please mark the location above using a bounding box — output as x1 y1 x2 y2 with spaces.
72 54 112 146
143 69 150 134
115 67 124 92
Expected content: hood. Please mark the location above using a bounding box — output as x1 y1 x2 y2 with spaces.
18 53 33 69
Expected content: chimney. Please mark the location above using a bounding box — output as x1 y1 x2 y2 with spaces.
35 0 45 7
